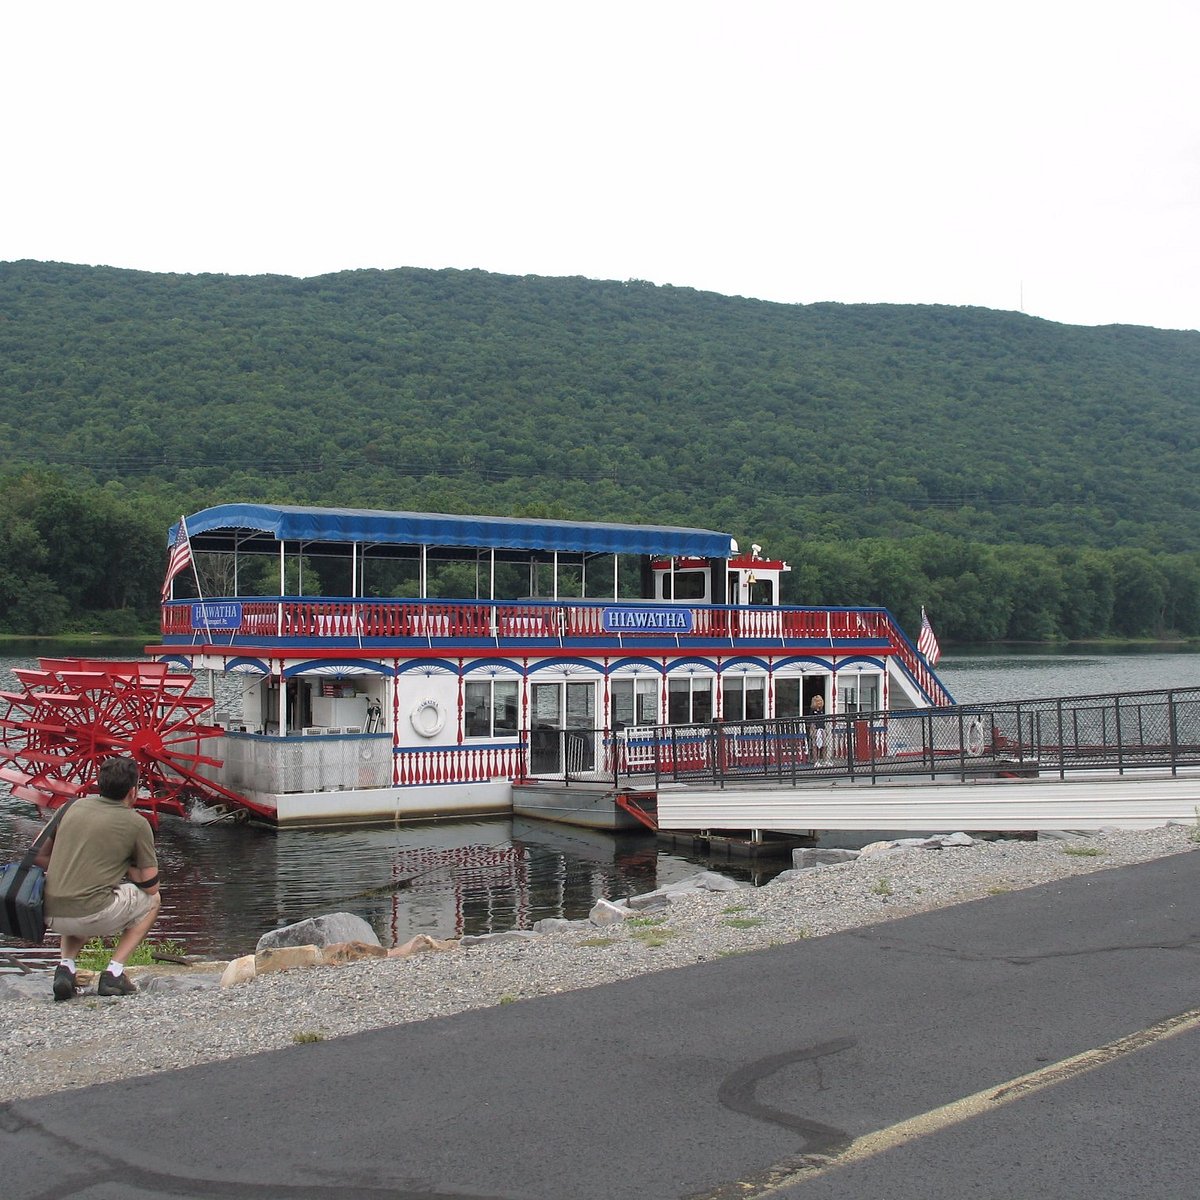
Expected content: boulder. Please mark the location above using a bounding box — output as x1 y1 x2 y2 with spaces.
923 832 974 848
792 847 861 869
256 912 379 954
858 840 904 857
220 953 257 988
321 940 387 965
673 870 742 893
532 917 585 933
625 891 671 911
387 934 457 958
589 897 631 926
254 944 323 975
460 930 539 946
138 972 224 994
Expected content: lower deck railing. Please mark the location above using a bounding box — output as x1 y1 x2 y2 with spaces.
600 686 1200 787
200 687 1200 796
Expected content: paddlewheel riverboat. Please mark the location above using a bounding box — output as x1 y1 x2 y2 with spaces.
1 505 954 827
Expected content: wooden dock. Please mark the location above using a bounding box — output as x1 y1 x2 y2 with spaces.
654 770 1200 833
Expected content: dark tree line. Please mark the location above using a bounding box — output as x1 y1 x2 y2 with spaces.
0 473 1196 642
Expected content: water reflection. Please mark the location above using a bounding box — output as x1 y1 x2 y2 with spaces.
1 799 777 970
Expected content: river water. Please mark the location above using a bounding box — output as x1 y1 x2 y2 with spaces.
3 643 1197 969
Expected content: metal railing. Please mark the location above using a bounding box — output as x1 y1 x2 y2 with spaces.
578 687 1200 788
162 596 955 711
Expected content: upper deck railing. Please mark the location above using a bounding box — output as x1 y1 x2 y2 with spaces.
164 596 894 644
161 595 951 706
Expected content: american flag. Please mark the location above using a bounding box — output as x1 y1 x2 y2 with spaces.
917 607 941 665
160 516 193 602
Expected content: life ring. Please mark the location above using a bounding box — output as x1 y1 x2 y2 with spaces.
359 744 374 762
966 716 986 757
410 698 445 738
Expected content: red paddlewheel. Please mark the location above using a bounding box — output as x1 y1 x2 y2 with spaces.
0 658 267 824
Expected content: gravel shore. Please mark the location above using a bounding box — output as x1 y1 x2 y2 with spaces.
2 824 1194 1104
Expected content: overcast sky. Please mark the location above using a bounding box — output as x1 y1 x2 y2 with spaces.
3 1 1198 331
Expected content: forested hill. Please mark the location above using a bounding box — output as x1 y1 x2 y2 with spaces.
3 259 1198 548
0 259 1198 640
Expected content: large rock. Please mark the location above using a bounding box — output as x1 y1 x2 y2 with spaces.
255 944 323 975
460 930 539 946
220 954 257 988
256 912 380 954
589 898 631 926
670 871 742 893
137 972 224 994
387 934 457 958
320 940 387 965
792 847 861 869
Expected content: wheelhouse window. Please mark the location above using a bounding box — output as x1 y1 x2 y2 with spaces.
723 674 765 721
667 676 713 724
463 679 519 738
611 678 658 729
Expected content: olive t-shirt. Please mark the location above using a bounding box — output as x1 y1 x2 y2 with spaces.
44 795 158 918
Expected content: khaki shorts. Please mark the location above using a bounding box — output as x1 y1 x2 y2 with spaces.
48 883 158 939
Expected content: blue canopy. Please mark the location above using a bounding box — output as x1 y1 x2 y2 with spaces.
173 504 738 559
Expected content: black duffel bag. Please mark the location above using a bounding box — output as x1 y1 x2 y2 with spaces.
0 801 74 943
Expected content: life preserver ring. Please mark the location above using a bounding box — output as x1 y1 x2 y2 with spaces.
966 716 985 757
359 744 374 762
410 698 445 738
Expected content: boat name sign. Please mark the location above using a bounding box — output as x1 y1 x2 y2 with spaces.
191 602 244 630
602 607 694 634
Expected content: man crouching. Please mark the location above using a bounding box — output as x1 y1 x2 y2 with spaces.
42 757 161 1000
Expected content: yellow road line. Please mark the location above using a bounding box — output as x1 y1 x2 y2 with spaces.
696 1006 1200 1199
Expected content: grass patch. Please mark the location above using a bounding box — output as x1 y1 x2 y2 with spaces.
499 993 518 1005
77 938 186 971
870 877 894 897
1063 845 1104 857
723 917 765 929
579 936 618 948
630 926 676 948
626 915 666 927
292 1031 325 1044
986 886 1011 895
721 904 749 914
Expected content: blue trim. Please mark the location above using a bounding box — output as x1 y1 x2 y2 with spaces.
226 656 270 674
605 656 666 673
281 659 394 678
174 504 736 558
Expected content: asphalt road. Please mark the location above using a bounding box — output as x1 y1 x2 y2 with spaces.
3 851 1197 1200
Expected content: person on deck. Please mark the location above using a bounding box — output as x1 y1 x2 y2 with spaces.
40 756 162 1001
806 693 827 763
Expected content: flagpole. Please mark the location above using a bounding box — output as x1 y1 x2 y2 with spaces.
182 515 214 644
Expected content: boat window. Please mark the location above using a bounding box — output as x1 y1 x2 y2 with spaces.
839 674 880 715
669 570 708 601
611 678 658 729
748 578 775 606
464 679 519 738
668 676 713 724
723 674 765 721
775 677 802 718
